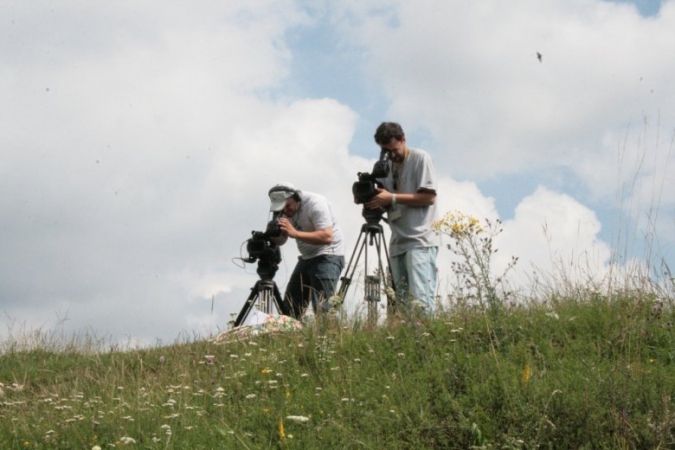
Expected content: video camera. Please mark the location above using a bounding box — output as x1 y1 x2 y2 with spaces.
243 212 283 279
245 231 280 262
352 149 391 224
352 148 391 204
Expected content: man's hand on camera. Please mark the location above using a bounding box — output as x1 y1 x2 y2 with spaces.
365 188 393 210
277 217 298 239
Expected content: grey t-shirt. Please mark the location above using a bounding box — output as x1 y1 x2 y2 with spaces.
378 147 440 257
289 191 345 259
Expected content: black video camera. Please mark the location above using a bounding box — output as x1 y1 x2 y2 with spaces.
244 229 281 280
264 211 283 238
352 148 392 225
244 212 284 263
245 231 280 261
352 149 391 204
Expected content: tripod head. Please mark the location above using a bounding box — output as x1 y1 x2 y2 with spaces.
233 228 290 327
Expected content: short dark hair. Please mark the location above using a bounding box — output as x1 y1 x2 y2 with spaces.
374 122 405 145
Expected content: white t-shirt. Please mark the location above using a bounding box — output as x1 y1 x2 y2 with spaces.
289 191 345 259
377 147 440 257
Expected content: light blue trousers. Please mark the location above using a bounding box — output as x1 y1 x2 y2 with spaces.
389 246 438 312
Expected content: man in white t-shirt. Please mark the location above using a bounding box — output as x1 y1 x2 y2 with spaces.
268 182 345 319
364 122 440 312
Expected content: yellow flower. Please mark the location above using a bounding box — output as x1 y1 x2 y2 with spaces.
522 364 532 386
278 417 286 441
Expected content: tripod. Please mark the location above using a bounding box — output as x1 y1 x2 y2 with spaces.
232 258 291 328
336 209 396 323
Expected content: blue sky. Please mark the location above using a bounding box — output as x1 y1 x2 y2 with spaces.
1 0 673 347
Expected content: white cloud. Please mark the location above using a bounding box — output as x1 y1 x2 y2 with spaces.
334 0 675 181
501 186 612 283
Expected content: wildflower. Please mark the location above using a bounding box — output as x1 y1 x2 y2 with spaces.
522 364 532 386
204 355 215 364
278 417 286 441
286 415 310 423
261 368 272 375
119 436 136 444
92 446 102 450
245 394 257 399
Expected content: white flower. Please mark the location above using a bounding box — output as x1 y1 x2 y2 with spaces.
119 436 136 444
285 415 310 423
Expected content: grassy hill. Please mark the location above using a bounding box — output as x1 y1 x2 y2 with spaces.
2 292 674 449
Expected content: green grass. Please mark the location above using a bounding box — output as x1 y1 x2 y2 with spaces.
2 292 675 449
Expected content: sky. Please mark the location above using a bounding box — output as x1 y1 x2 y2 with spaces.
1 0 674 348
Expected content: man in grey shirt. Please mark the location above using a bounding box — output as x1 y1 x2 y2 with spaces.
365 122 440 312
268 182 345 318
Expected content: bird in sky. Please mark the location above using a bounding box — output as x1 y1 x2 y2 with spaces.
537 52 542 62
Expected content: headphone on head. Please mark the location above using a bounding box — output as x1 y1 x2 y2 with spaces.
268 183 301 201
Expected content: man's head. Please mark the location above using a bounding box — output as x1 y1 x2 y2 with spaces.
374 122 407 164
268 182 301 216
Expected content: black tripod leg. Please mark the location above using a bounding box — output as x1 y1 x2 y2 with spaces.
234 281 261 327
273 283 291 317
373 231 396 313
336 228 368 300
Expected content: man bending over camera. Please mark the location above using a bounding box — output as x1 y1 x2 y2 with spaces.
268 182 345 319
